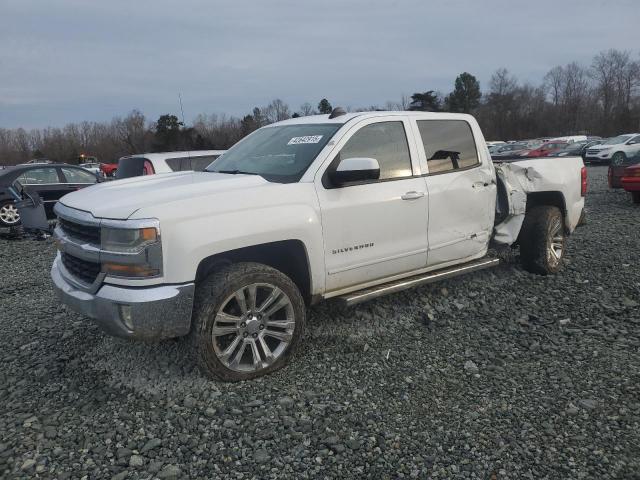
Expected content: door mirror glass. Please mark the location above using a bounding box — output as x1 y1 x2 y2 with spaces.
329 157 380 186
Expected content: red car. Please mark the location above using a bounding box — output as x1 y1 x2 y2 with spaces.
521 141 568 158
100 163 119 178
609 153 640 188
621 164 640 204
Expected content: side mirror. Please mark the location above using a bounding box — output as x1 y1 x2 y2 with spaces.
329 157 380 186
628 140 637 145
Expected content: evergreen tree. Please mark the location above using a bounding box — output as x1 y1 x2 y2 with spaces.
318 98 333 114
408 91 442 111
154 114 183 150
445 72 482 113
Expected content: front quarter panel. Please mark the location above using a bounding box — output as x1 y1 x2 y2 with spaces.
131 182 326 294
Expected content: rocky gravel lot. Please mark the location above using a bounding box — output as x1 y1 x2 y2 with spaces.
1 166 639 479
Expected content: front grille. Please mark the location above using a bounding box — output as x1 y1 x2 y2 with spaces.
586 149 600 156
58 217 100 244
61 253 101 285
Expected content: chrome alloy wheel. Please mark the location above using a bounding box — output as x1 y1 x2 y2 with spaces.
0 203 20 225
547 216 564 268
212 283 295 373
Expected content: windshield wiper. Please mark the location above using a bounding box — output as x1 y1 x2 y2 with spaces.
215 169 260 175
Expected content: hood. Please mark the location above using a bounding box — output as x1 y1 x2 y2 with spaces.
59 171 270 219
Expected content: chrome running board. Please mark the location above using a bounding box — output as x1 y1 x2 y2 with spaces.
336 257 500 307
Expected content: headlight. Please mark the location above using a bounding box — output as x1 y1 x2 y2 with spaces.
101 226 158 253
100 223 162 278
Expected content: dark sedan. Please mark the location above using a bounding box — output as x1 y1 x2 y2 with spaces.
490 143 531 159
548 140 602 160
0 164 99 227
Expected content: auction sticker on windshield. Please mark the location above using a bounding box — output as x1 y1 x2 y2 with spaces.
287 135 323 145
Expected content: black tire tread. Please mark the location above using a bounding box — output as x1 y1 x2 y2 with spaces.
189 262 305 382
519 206 564 275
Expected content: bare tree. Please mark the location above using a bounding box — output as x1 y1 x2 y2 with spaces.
263 99 291 124
299 102 315 116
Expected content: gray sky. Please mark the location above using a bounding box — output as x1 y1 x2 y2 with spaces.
1 0 638 129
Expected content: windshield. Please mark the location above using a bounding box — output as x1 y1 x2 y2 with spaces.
206 123 342 182
603 135 632 145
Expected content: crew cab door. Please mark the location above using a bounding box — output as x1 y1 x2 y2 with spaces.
412 119 496 266
315 117 429 292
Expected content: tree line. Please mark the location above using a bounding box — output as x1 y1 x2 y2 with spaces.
1 49 638 166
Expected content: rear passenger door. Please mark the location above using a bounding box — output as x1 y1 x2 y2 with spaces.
413 119 496 267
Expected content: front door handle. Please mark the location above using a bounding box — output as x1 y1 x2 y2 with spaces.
401 191 425 200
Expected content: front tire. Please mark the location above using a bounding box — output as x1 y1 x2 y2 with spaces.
632 192 640 204
519 206 566 275
190 262 306 381
611 152 626 166
0 201 21 227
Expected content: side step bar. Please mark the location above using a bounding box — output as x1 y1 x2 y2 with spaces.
336 257 500 307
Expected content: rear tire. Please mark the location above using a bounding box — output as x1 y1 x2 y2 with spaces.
190 262 306 381
632 192 640 204
0 201 21 227
519 206 565 275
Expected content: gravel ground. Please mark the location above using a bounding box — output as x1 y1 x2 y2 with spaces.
1 166 639 479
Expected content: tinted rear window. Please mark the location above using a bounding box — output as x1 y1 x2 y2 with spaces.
417 120 479 174
116 157 147 179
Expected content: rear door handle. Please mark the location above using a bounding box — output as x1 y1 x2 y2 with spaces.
401 191 425 200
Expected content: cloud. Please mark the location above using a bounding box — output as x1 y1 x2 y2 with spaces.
0 0 638 128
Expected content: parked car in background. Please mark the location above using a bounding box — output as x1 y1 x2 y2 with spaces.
115 150 226 179
609 152 640 188
100 163 119 178
584 134 640 165
0 164 99 227
549 140 602 160
621 164 640 204
79 162 103 177
490 143 531 159
550 135 588 143
521 141 568 158
21 158 53 165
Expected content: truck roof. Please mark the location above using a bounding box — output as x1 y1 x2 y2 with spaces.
271 111 476 126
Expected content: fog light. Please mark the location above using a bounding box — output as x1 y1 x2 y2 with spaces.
119 304 134 331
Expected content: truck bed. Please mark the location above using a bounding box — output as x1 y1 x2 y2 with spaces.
492 156 585 245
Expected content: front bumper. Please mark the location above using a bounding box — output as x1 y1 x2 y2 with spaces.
51 256 195 340
584 155 610 164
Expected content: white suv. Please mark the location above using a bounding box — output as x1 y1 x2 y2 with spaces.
584 134 640 165
116 150 226 179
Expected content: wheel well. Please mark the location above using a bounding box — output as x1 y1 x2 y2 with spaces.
526 191 568 232
195 240 312 305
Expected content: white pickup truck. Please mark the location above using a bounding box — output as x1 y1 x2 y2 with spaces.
51 110 586 381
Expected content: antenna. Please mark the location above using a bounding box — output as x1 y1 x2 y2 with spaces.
178 93 192 162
